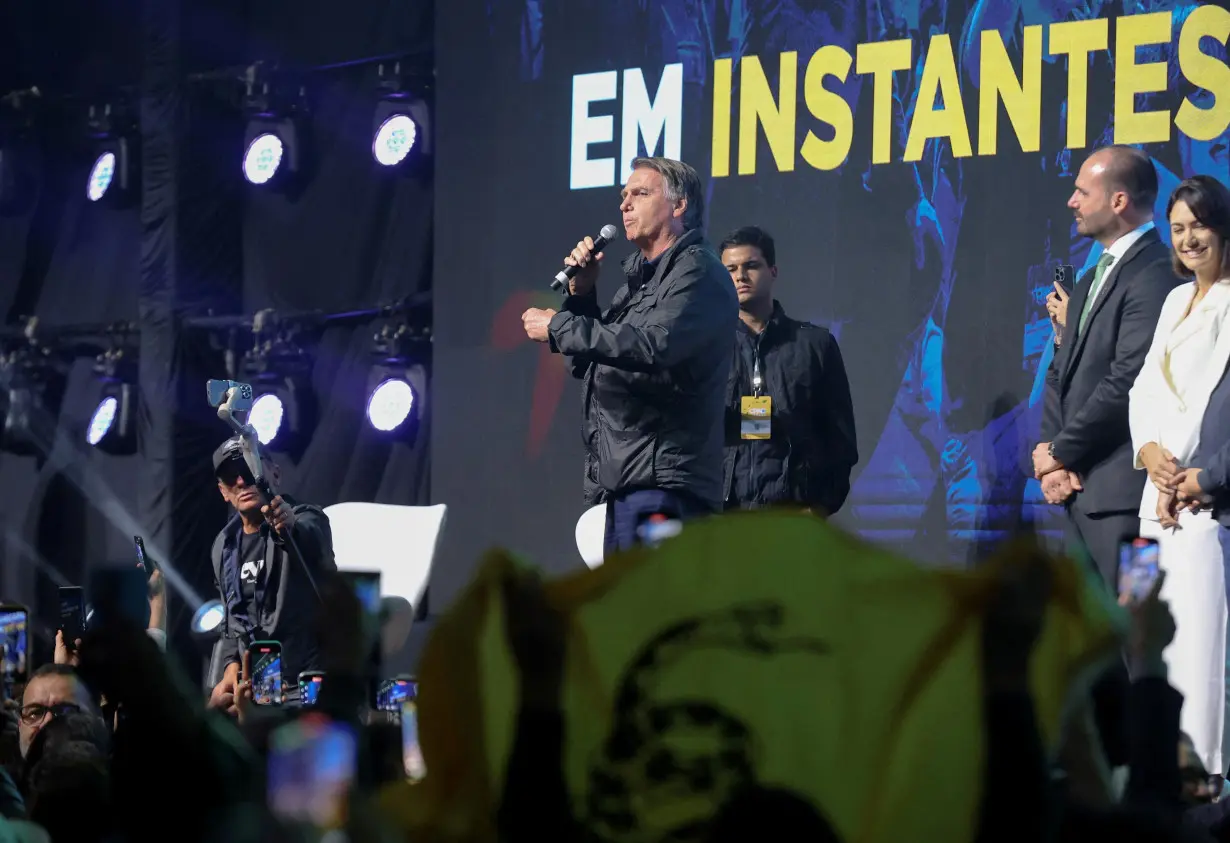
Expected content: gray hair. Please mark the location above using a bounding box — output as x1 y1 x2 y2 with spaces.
630 156 704 232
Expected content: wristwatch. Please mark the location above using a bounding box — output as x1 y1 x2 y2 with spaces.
1048 442 1056 459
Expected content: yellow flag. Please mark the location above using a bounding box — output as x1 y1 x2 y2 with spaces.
380 512 1125 843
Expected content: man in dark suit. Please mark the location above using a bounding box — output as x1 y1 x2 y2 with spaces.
1033 145 1179 590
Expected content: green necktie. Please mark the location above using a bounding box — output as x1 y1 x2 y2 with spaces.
1077 252 1116 335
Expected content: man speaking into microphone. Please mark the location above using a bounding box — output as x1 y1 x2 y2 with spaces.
522 156 737 553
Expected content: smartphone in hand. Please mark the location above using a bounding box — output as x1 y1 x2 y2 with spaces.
133 535 158 577
1118 537 1161 603
249 640 284 706
0 605 29 684
58 587 86 646
268 714 357 828
299 670 325 707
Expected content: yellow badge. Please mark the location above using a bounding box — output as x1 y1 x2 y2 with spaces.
740 395 772 440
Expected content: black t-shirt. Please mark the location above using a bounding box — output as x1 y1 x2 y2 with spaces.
237 529 266 626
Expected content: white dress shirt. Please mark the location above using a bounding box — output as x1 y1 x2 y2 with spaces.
1085 221 1155 309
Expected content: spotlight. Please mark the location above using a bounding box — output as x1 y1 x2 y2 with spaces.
87 345 137 455
86 384 135 454
241 68 308 191
365 364 427 437
366 375 415 431
365 308 430 438
87 396 118 445
371 62 432 173
240 313 316 456
84 103 138 207
86 152 115 201
242 130 286 186
250 392 284 445
191 599 224 639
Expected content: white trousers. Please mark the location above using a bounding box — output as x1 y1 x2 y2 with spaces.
1141 511 1230 773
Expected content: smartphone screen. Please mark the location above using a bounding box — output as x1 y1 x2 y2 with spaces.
249 641 283 706
268 715 357 829
0 606 28 683
58 587 86 644
377 676 416 714
402 701 425 781
1118 537 1161 602
299 672 324 707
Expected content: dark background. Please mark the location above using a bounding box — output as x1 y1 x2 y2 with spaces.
0 0 433 671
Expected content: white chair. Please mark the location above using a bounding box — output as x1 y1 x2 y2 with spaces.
322 502 447 612
575 504 606 569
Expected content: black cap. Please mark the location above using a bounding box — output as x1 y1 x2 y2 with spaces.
212 437 246 474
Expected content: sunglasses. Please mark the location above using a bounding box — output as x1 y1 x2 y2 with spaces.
216 459 256 488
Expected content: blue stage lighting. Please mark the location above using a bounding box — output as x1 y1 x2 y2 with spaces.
243 133 284 185
366 378 415 432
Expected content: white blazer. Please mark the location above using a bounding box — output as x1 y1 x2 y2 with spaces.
1129 279 1230 520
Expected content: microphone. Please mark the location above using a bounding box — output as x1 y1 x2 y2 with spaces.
551 224 619 292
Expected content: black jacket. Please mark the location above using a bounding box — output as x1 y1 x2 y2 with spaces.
210 499 336 681
1042 230 1179 514
1192 362 1230 529
548 228 738 510
721 302 858 513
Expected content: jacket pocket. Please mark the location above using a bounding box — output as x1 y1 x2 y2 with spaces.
598 427 656 493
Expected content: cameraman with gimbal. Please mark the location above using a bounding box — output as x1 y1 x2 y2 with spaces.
207 437 336 713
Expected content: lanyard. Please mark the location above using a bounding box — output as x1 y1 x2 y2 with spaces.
752 346 763 397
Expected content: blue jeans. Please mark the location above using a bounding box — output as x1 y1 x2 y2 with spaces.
603 489 708 555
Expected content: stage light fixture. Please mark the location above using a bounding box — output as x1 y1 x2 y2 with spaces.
85 383 135 454
242 131 285 185
87 345 137 455
241 67 309 191
365 309 429 438
0 347 67 457
372 113 416 167
86 152 115 201
366 376 415 431
250 392 285 445
364 363 427 438
371 62 432 173
84 103 137 207
191 599 224 639
239 314 316 456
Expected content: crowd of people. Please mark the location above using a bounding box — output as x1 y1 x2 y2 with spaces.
0 147 1227 842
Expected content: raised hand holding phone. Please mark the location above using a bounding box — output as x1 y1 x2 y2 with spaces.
1118 537 1161 605
1046 282 1069 343
1118 567 1174 678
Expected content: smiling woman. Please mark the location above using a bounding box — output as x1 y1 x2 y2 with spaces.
1168 175 1230 285
1126 173 1230 775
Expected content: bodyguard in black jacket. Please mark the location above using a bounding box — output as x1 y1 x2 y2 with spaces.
520 157 737 552
718 227 858 515
206 437 335 711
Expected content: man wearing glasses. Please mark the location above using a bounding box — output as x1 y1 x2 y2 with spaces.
17 664 94 757
206 437 336 712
